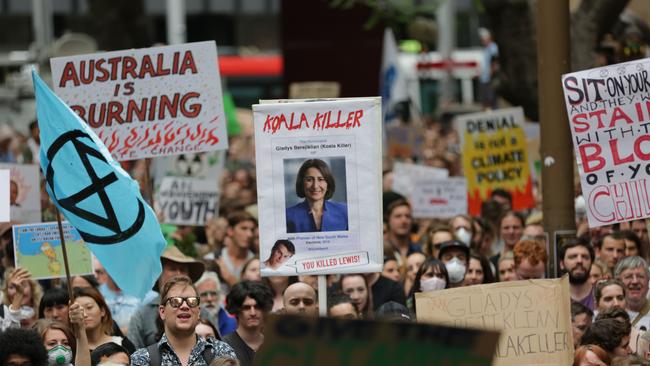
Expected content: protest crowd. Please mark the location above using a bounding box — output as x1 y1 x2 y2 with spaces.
3 7 650 366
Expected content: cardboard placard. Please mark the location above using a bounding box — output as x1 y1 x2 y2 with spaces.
50 41 228 161
562 58 650 227
155 177 219 226
289 81 341 99
0 164 42 223
13 222 93 280
255 315 499 366
455 107 535 215
411 177 468 218
253 97 383 276
416 276 574 366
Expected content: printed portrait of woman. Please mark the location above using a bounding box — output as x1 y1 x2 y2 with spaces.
285 158 348 233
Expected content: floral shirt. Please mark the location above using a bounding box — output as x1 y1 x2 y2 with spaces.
130 333 237 366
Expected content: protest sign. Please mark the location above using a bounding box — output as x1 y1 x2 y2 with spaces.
0 163 42 223
255 314 499 366
155 177 219 226
562 59 650 227
253 97 383 276
416 276 573 366
289 81 341 99
411 177 468 218
391 162 448 197
456 107 535 215
0 169 8 222
151 150 225 182
13 222 93 280
50 41 228 161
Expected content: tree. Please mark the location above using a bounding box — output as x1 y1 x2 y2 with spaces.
482 0 631 120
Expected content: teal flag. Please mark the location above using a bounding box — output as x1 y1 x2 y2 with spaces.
33 70 165 299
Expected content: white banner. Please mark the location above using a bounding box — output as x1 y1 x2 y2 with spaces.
155 177 219 226
411 177 467 218
51 41 228 161
562 58 650 227
391 162 448 197
253 97 383 276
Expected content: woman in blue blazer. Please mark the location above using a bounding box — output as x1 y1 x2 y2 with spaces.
286 159 348 233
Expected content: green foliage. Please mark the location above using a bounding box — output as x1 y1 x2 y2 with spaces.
328 0 441 30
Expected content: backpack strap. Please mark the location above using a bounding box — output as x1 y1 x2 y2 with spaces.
202 345 215 365
147 344 161 366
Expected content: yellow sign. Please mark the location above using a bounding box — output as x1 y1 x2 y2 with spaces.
456 107 534 215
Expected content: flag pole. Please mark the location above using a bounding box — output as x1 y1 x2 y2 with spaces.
54 207 74 300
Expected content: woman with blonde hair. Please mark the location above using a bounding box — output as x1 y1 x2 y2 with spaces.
2 267 42 329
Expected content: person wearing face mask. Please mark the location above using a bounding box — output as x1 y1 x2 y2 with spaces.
450 215 474 247
406 259 449 313
33 301 90 366
33 320 76 366
437 240 470 288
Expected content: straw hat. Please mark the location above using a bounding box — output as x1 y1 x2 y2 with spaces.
160 245 205 283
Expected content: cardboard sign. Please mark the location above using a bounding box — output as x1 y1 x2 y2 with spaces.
416 276 573 366
255 315 499 366
50 41 228 161
391 162 448 197
0 164 42 223
289 81 341 99
155 177 219 226
562 59 650 227
253 97 383 276
0 169 9 222
13 222 93 280
456 107 534 215
411 177 468 218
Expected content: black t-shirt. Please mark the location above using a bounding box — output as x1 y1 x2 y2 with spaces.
223 331 255 366
372 275 406 310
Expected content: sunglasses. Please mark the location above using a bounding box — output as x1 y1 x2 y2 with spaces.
164 296 200 308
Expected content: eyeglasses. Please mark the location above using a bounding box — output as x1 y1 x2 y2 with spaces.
164 296 200 308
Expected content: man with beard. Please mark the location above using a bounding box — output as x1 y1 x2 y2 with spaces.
195 271 237 337
559 239 595 310
614 256 650 330
224 281 273 366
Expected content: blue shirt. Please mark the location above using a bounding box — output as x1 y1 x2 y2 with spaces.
286 200 348 233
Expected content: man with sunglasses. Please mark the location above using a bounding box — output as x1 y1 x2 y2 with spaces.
224 281 274 366
131 276 236 366
128 245 206 349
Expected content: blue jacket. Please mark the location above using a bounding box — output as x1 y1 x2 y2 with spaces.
286 200 348 233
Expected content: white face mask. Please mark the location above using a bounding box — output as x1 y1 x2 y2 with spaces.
48 345 73 366
420 276 446 292
445 257 467 284
455 228 472 245
20 305 35 320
